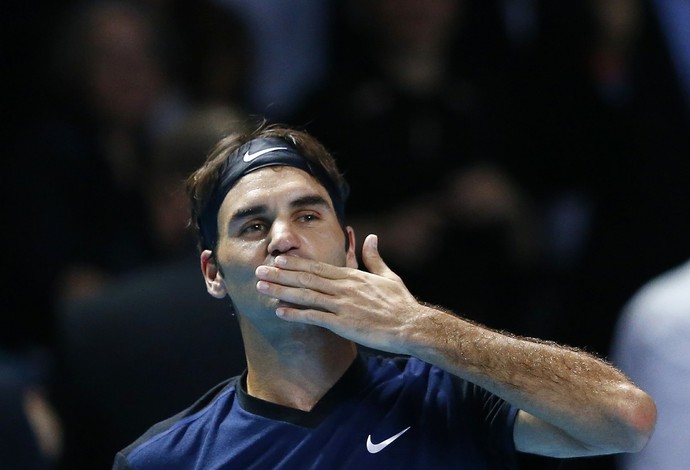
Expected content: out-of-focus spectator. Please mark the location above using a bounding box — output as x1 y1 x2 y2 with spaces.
31 1 189 306
215 0 332 119
611 258 690 470
54 106 249 469
52 0 188 144
170 0 253 112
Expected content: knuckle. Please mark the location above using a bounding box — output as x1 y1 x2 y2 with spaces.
305 290 321 306
343 283 357 296
333 296 352 313
271 267 283 281
298 272 314 287
312 262 327 276
293 308 320 326
302 309 318 323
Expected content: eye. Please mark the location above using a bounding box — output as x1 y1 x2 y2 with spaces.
240 222 267 236
298 212 320 223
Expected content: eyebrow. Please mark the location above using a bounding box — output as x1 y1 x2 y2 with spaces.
228 194 332 227
290 194 331 211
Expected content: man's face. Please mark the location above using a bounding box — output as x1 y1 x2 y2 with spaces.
205 166 356 319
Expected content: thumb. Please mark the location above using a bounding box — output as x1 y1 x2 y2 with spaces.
362 234 397 279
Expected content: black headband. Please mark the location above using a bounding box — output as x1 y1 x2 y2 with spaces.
199 137 348 250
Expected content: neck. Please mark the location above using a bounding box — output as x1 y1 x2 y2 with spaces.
239 317 358 411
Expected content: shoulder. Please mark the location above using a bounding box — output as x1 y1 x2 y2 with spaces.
361 352 438 384
114 376 239 467
362 352 514 411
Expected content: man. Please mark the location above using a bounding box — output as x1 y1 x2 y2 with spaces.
114 124 655 468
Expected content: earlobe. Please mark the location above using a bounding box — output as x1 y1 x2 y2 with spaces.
200 250 227 299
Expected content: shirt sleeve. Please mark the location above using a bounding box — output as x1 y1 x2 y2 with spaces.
402 357 520 468
457 376 520 467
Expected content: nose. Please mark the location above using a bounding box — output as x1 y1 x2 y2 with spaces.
266 220 300 256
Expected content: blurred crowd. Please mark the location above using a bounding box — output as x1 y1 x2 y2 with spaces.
3 0 689 468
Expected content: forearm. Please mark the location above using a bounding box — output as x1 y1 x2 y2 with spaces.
404 304 656 455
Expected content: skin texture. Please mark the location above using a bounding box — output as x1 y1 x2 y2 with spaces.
199 164 656 458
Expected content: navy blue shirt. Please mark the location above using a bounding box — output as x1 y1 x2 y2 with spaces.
114 354 519 469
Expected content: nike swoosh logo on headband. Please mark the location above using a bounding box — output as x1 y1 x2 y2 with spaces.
242 147 288 162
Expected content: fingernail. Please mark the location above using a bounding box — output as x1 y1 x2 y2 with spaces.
275 256 287 266
256 266 268 276
256 281 269 291
276 308 285 317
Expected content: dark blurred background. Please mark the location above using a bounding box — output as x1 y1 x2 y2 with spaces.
3 0 689 468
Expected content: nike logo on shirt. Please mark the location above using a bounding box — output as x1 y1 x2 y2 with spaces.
366 426 411 454
242 147 288 162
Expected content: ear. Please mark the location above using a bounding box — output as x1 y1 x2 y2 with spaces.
345 226 358 269
200 250 227 299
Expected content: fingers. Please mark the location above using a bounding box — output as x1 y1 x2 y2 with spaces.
255 258 356 309
255 262 346 295
361 234 398 279
256 279 337 311
256 264 328 292
275 306 335 327
274 255 348 279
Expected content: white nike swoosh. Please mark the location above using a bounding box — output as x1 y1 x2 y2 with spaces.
242 146 288 162
366 426 411 454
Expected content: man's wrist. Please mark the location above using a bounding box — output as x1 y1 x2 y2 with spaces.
402 303 470 361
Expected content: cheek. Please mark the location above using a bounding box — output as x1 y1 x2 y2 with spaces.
220 260 263 306
222 262 256 284
308 230 348 266
216 243 266 287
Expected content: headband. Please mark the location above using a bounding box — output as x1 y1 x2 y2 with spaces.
199 137 348 250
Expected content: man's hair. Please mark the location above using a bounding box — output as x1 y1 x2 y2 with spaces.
186 122 350 252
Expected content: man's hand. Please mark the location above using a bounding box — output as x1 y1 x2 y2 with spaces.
255 234 427 354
